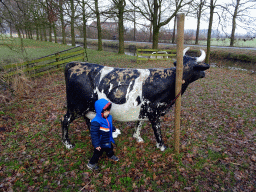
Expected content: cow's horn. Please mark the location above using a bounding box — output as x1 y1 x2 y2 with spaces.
196 49 206 62
183 47 190 56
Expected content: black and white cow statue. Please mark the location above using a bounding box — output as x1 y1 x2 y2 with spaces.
61 47 210 151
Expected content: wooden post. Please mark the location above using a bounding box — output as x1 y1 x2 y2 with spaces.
56 53 60 68
174 13 185 154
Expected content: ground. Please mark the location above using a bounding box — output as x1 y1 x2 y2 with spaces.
0 63 255 191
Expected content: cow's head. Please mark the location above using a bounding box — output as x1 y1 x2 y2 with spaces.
174 47 210 85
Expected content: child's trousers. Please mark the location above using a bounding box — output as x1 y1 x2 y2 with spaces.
89 144 114 165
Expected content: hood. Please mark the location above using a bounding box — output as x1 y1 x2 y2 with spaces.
95 98 112 118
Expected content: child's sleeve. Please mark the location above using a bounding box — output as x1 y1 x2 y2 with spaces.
90 121 101 148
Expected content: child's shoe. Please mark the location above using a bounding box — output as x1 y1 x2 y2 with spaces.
109 155 119 161
87 163 99 170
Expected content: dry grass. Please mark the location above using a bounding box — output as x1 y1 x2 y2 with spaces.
10 69 33 97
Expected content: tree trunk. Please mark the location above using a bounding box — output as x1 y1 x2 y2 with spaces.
49 23 52 42
25 27 28 39
195 0 203 45
82 0 87 48
29 23 33 39
152 0 158 49
206 0 214 64
152 27 159 49
83 20 87 48
9 22 13 38
95 0 102 51
149 21 152 42
53 22 57 43
133 0 136 41
59 0 66 44
36 24 39 40
118 0 125 54
230 0 240 47
43 24 47 41
40 26 43 41
17 27 21 39
172 16 176 44
70 0 75 46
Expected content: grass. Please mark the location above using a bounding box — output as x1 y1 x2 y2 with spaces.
85 38 256 71
200 38 256 48
0 39 256 191
0 38 71 67
65 36 256 48
1 37 255 71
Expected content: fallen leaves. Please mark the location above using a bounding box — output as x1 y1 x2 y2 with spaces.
251 155 256 162
1 67 256 191
24 127 29 133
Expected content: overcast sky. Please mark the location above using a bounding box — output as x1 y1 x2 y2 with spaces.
183 0 256 35
91 0 256 35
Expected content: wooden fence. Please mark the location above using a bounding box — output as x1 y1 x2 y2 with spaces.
3 46 86 78
136 49 176 63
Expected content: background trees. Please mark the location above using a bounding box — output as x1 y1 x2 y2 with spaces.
205 0 216 64
129 0 193 49
219 0 256 46
1 0 256 52
193 0 206 45
108 0 126 54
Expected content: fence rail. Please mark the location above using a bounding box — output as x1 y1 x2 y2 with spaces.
136 49 176 63
3 46 86 78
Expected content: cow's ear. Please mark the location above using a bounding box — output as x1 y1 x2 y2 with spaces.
194 63 210 71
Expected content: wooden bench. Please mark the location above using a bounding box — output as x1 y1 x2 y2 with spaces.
136 49 176 63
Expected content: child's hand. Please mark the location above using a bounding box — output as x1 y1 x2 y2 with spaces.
112 128 121 138
96 146 101 151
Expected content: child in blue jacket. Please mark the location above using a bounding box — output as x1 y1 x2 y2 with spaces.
87 98 119 170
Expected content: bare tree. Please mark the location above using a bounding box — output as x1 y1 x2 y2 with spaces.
195 0 206 45
81 0 89 48
90 0 103 51
205 0 217 64
133 0 136 41
107 0 126 54
59 0 67 44
76 0 92 48
220 0 256 46
171 15 177 44
130 0 193 49
64 0 76 46
0 0 30 38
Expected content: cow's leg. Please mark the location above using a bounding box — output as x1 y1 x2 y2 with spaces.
133 121 144 143
150 118 167 151
61 111 75 149
84 116 91 133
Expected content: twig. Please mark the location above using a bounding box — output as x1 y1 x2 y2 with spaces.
230 162 241 166
79 181 91 192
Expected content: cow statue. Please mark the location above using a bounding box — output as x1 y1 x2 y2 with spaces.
61 47 210 151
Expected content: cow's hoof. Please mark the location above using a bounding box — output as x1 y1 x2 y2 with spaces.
156 143 167 151
133 134 144 143
137 138 144 143
63 140 75 149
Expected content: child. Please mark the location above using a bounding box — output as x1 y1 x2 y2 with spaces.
87 98 119 170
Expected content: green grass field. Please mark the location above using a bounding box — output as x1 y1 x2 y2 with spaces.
200 38 256 47
182 38 256 48
0 38 71 67
0 39 256 191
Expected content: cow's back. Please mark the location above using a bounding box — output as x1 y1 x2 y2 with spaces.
65 62 103 113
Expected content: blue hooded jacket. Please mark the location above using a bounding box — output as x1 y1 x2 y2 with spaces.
90 98 115 148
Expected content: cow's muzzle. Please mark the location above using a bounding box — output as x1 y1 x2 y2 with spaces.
200 71 205 78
